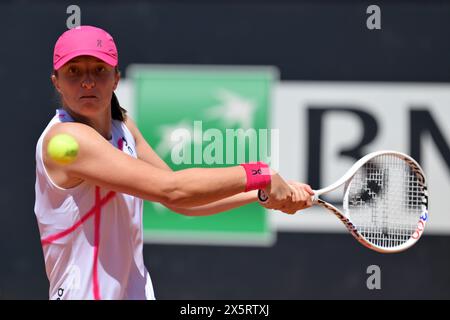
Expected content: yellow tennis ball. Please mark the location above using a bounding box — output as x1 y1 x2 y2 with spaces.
47 134 79 165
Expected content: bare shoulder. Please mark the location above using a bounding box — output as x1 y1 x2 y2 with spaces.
43 121 104 154
43 121 115 161
43 122 108 188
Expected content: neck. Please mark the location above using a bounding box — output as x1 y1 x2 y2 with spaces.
63 106 112 140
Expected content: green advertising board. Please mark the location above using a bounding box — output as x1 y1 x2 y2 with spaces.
127 65 277 246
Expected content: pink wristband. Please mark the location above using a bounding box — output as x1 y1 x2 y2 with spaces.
240 162 271 192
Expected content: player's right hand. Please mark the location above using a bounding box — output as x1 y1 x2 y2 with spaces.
259 170 294 212
258 172 314 214
284 181 314 214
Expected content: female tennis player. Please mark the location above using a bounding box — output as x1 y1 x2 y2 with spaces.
34 25 314 300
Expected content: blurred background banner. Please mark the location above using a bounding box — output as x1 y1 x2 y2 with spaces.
1 0 450 299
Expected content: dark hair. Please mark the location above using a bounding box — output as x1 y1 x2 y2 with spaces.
52 67 127 122
111 91 127 121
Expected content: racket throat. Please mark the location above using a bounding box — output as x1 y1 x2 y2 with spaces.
317 199 359 237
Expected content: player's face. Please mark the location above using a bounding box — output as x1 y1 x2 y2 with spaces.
51 56 119 118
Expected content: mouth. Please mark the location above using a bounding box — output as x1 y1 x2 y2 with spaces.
80 95 98 100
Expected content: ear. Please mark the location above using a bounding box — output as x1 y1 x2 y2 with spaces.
51 74 62 94
112 70 121 91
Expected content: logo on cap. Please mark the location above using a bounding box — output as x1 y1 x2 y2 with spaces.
97 39 102 47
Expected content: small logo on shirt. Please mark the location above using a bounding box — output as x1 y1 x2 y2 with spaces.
121 136 135 156
56 288 64 300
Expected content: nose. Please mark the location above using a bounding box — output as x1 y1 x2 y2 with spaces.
81 75 95 89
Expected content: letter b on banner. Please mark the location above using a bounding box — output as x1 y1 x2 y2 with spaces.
307 107 378 194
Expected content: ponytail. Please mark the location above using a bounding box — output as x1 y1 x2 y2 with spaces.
111 92 127 121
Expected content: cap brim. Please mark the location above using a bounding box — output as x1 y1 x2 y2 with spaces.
54 49 117 70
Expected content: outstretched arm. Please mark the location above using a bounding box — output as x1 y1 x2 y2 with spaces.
165 191 258 216
44 121 293 209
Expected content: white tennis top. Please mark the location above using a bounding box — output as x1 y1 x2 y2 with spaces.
34 108 155 300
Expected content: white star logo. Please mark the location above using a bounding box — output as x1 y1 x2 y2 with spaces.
205 89 256 129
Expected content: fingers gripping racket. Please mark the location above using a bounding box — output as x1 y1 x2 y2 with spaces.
258 151 429 253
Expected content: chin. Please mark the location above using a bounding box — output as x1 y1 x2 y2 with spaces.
73 102 108 117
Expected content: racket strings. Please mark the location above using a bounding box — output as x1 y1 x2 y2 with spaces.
346 154 425 249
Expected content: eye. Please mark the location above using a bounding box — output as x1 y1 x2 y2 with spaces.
68 66 78 74
96 66 106 73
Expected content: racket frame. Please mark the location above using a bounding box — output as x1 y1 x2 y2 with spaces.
313 150 428 253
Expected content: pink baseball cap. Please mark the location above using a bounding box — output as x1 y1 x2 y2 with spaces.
53 25 118 70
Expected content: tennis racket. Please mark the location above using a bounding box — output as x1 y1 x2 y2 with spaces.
258 150 429 253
